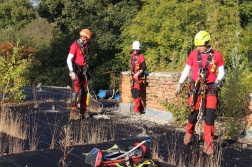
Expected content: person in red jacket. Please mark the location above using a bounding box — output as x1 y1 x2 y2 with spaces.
129 41 147 115
175 31 225 154
67 29 91 120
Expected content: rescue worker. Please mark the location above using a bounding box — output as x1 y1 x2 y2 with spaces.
67 29 91 120
175 31 225 154
129 41 147 115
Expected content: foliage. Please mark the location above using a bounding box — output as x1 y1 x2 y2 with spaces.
35 0 142 90
220 53 252 137
0 0 36 29
0 16 54 49
118 0 252 72
161 82 189 126
0 41 36 103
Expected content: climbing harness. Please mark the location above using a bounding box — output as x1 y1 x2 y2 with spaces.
188 50 220 140
73 40 104 116
129 54 145 86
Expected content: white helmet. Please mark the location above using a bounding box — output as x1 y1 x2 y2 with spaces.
132 41 141 50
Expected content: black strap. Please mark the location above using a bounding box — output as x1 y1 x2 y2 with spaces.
75 40 89 74
197 50 213 83
130 54 139 72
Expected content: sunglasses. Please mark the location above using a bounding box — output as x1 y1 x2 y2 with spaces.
133 50 139 51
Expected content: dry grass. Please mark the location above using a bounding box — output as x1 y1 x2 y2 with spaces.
29 111 46 151
0 109 28 139
58 124 73 167
160 131 225 167
46 114 62 149
71 120 115 145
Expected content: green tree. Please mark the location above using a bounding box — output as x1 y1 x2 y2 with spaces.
35 0 143 90
0 0 36 29
0 41 36 104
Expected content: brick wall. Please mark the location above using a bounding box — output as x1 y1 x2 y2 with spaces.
119 71 179 121
119 71 252 127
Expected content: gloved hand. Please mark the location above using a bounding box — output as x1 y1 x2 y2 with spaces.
213 79 220 87
70 71 77 81
175 83 181 97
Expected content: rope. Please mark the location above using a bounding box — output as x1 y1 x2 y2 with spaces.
84 74 104 116
195 98 203 140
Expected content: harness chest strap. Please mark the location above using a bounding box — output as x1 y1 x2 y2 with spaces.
188 50 216 112
75 40 89 72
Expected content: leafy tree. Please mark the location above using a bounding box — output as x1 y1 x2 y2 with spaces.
118 0 252 72
0 41 37 104
117 0 206 72
0 0 36 29
35 0 143 90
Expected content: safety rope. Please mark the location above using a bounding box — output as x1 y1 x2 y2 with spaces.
84 73 104 116
195 98 203 140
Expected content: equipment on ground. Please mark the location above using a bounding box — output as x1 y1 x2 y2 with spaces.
83 139 156 167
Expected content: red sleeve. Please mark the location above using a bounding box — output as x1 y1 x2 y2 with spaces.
186 51 195 66
138 54 145 64
69 43 77 55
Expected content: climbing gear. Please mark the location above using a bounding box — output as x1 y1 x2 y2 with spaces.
132 41 141 50
130 71 145 86
194 31 211 46
203 141 214 155
130 53 145 86
187 50 215 113
187 49 220 141
70 71 77 81
84 139 155 167
184 132 192 145
79 29 91 39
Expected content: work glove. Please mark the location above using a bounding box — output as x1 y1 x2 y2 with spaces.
213 79 220 87
175 83 181 97
70 71 77 81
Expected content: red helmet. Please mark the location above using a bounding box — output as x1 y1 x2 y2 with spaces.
79 29 91 39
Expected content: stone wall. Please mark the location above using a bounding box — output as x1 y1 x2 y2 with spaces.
118 71 252 127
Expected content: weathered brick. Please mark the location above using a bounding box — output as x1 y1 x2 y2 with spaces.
158 81 166 85
245 115 252 119
166 82 175 85
249 106 252 110
245 110 251 115
170 85 177 89
150 87 157 91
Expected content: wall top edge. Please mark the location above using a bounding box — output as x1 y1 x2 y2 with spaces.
120 71 181 78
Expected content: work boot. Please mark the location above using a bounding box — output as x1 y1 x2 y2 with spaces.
184 132 192 145
203 141 214 155
80 109 90 119
70 108 81 120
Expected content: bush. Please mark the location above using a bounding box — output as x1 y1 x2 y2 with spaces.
0 41 37 104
